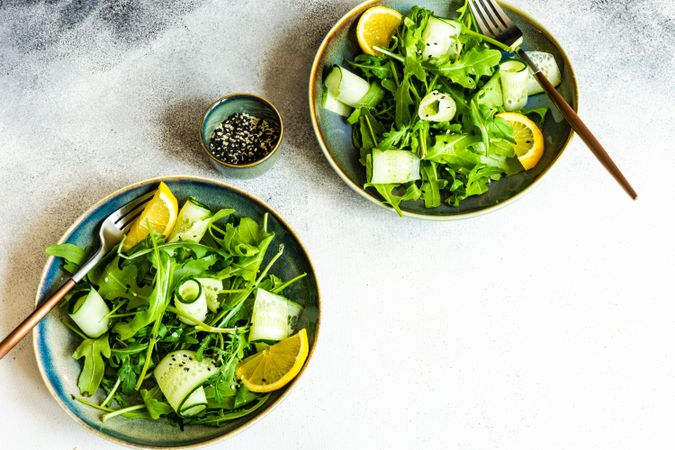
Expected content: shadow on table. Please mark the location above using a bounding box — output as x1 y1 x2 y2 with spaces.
158 97 215 172
260 3 348 184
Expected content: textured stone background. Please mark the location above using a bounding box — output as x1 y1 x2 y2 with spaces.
0 0 674 449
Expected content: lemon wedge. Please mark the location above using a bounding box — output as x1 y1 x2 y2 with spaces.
236 328 309 393
356 6 403 56
496 112 545 170
122 182 178 250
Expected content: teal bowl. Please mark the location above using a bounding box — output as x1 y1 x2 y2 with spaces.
33 176 319 448
199 94 284 179
309 0 579 220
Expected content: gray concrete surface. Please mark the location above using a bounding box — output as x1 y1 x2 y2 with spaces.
0 1 674 449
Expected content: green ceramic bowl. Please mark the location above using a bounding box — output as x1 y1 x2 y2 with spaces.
33 176 319 448
309 0 578 220
199 94 284 179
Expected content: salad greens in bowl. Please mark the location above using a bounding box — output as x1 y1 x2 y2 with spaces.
33 176 319 448
309 0 578 219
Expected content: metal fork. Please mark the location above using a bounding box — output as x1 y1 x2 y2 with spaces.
469 0 637 200
0 190 155 359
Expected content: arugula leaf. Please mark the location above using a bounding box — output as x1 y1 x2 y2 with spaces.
173 254 218 281
141 385 173 420
522 106 549 128
378 126 409 150
420 161 447 208
465 165 505 196
89 256 152 303
234 386 260 409
349 54 392 80
394 76 415 127
118 356 138 394
113 248 174 340
233 233 275 283
426 134 479 163
72 334 111 396
432 45 501 89
46 243 86 273
401 6 432 61
366 183 405 217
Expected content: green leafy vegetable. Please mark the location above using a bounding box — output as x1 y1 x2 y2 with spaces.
46 243 86 273
141 386 173 420
72 334 111 396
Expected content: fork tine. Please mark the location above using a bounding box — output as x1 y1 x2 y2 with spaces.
118 210 143 231
483 0 514 29
112 191 155 224
469 0 500 36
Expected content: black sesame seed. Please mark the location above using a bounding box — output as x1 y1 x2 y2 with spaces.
208 112 279 165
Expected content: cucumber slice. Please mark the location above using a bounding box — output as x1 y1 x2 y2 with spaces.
169 198 212 243
418 90 456 122
421 16 462 60
68 288 110 338
525 51 562 95
370 149 421 184
174 279 208 325
180 387 207 416
500 60 529 111
324 66 382 108
322 89 353 117
475 72 504 108
196 277 222 313
249 288 303 342
153 350 218 416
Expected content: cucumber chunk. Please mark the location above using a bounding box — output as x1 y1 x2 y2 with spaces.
322 89 353 117
249 288 303 342
422 17 462 60
68 287 110 338
154 350 217 416
174 279 208 325
169 198 212 243
525 51 562 95
370 149 421 184
500 60 529 111
180 386 207 417
196 277 223 313
418 90 456 122
324 66 383 108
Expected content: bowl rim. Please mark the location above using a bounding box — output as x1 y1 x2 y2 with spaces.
198 93 285 169
308 0 579 221
32 175 321 449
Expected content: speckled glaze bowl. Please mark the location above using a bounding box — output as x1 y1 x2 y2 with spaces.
309 0 578 220
199 94 283 179
33 176 319 449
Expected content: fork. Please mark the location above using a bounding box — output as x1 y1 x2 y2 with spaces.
469 0 637 200
0 189 155 359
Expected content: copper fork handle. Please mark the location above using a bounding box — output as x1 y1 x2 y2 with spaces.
0 279 77 360
518 50 638 200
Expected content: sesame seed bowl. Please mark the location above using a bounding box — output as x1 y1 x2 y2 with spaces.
199 94 284 179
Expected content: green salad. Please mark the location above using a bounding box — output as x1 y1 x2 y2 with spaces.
47 190 308 427
322 2 561 215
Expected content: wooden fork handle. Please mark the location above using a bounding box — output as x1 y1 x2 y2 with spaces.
0 279 76 360
520 51 637 200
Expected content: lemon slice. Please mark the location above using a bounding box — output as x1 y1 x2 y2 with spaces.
236 328 309 393
122 182 178 250
496 112 545 170
356 6 403 56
